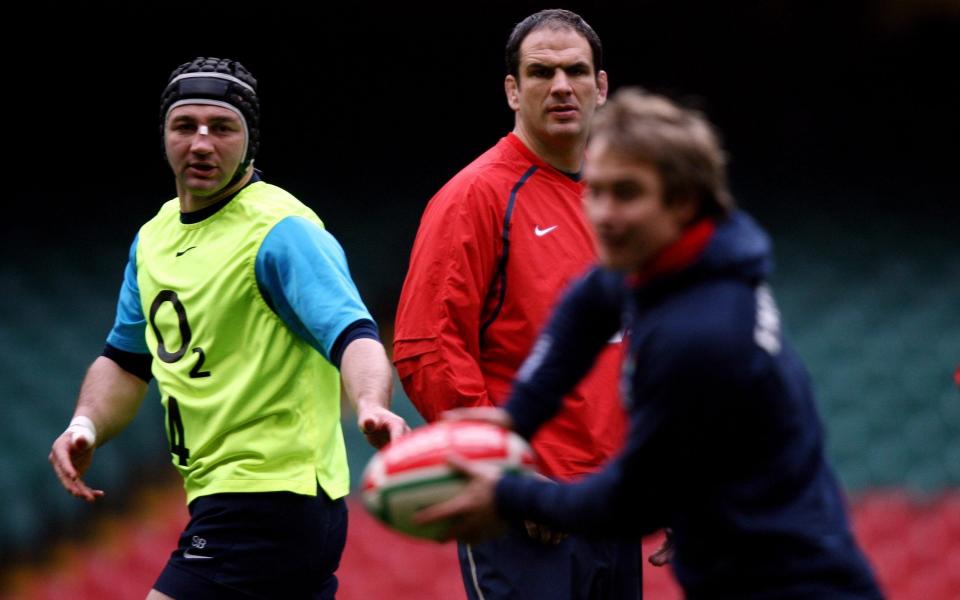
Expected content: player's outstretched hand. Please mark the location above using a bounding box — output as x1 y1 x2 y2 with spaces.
357 404 411 449
49 430 104 502
413 454 506 544
440 406 514 430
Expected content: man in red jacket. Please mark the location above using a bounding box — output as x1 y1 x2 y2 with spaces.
394 9 641 600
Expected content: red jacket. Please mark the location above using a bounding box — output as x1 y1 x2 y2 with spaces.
394 134 626 479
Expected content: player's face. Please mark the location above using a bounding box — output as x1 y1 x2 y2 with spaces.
505 27 608 147
165 104 246 199
583 139 695 272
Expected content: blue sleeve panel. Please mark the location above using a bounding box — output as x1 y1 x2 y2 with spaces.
105 234 150 354
255 216 375 366
505 267 623 439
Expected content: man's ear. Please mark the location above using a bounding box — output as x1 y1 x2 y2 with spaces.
505 75 520 111
596 70 609 107
671 194 701 228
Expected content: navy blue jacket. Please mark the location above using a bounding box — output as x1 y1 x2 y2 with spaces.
496 212 882 599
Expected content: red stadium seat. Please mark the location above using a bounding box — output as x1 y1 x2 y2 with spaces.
5 488 960 600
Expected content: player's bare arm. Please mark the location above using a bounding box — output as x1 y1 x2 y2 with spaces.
49 356 147 502
340 337 410 448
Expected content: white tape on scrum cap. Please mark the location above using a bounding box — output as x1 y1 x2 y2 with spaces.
66 415 97 447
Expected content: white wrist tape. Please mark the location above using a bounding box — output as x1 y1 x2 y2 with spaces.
66 415 97 447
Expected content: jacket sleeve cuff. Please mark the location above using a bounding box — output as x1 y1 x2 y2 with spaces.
102 343 153 382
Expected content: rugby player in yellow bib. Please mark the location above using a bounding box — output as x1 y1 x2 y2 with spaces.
49 57 410 599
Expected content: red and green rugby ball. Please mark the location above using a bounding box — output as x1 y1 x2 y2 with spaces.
361 420 537 540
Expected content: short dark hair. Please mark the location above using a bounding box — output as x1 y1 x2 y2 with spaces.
505 9 603 80
592 88 734 219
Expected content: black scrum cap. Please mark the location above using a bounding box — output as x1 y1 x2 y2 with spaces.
160 57 260 174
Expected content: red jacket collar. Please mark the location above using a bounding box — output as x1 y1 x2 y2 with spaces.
505 132 548 167
627 218 716 287
504 133 583 189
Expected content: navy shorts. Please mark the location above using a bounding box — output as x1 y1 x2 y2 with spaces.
457 523 642 600
154 486 347 599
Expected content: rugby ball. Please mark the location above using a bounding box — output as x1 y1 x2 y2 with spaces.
361 420 537 540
